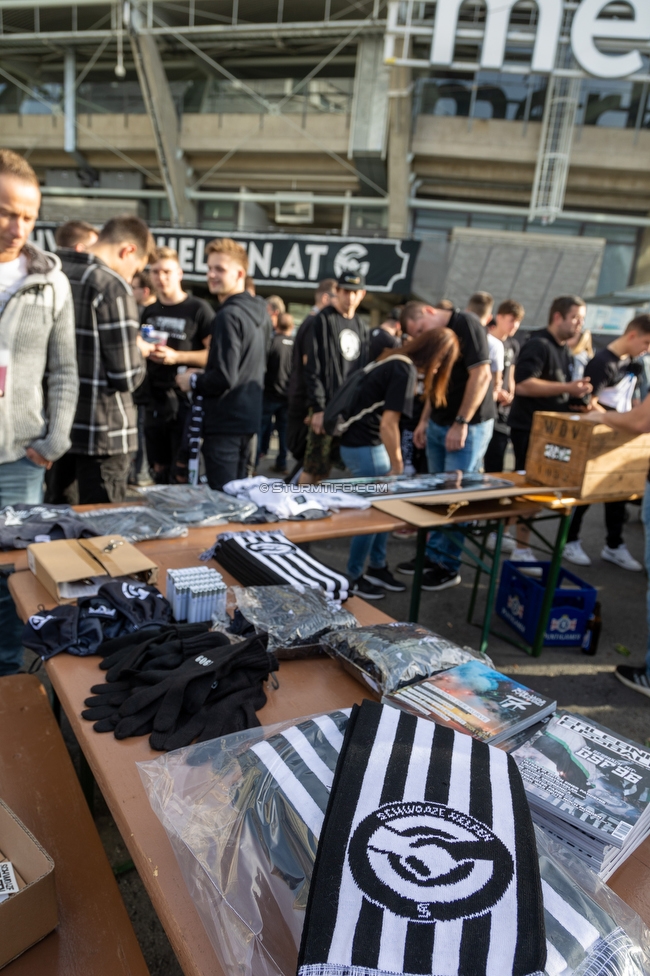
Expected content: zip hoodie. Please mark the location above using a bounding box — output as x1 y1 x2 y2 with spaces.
0 243 78 464
194 290 271 436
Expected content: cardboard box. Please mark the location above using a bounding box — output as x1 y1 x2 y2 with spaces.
27 535 158 603
525 411 650 499
0 800 57 969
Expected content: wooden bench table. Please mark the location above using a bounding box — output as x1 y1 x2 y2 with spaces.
0 673 149 976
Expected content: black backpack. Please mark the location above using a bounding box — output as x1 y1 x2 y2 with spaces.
323 354 413 437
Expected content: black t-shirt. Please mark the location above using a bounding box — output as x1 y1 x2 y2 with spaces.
141 296 214 395
430 311 495 427
584 348 641 413
509 329 572 432
264 333 295 401
369 327 401 361
341 359 416 448
495 334 520 423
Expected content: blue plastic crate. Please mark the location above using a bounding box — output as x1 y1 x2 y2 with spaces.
496 561 597 647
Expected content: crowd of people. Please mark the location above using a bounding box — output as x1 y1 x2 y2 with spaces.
2 146 650 694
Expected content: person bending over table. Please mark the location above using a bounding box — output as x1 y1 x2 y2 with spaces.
584 391 650 698
342 328 459 600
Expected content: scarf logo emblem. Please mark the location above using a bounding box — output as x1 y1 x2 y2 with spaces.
247 541 294 555
348 802 513 921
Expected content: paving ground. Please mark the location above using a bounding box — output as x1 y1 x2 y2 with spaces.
34 449 650 975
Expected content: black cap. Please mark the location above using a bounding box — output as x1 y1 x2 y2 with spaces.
337 271 366 290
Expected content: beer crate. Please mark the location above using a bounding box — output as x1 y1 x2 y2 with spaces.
525 411 650 499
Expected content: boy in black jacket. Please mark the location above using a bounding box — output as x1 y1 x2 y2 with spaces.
300 272 369 483
176 238 271 489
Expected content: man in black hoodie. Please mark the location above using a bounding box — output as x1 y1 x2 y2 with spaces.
176 238 270 489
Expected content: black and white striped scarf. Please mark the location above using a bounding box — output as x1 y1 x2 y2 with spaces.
298 700 546 976
213 531 349 601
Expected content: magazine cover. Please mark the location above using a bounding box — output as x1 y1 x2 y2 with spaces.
385 660 556 744
512 711 650 846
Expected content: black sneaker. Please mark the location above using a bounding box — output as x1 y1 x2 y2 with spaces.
350 576 385 600
397 556 437 576
421 567 462 591
615 665 650 698
363 566 407 592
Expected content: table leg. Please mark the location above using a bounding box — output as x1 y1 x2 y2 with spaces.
480 520 504 655
409 527 428 623
530 511 572 658
467 525 488 626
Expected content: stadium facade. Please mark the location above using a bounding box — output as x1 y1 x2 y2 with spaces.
2 0 650 328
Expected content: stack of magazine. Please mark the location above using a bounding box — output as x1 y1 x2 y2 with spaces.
384 660 556 747
511 711 650 878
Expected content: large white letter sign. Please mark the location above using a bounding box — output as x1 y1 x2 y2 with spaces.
431 0 562 72
572 0 650 78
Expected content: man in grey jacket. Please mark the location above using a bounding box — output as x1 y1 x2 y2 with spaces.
0 150 78 675
0 151 78 502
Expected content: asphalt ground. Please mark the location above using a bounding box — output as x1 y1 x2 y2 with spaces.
25 450 650 975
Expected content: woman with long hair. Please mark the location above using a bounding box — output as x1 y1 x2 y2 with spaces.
339 327 460 599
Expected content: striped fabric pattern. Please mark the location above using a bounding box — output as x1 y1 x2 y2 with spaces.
298 701 545 976
216 531 349 600
248 708 643 976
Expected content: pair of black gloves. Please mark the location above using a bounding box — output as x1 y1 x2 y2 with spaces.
82 622 278 751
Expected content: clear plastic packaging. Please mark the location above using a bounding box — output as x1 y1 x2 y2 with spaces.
75 505 188 542
140 713 650 976
227 585 358 653
535 826 650 975
322 622 493 696
136 484 257 525
139 711 350 976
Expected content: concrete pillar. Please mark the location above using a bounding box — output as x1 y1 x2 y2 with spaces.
633 222 650 285
130 9 196 226
387 63 412 239
64 49 75 155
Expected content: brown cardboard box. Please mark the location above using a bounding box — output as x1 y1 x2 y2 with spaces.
525 411 650 499
26 535 158 603
0 800 57 969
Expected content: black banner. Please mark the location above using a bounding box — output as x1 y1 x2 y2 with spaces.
33 225 419 294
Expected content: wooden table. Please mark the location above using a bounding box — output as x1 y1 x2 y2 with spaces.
8 517 650 971
0 674 150 976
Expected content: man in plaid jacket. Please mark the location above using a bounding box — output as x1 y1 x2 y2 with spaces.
48 215 153 503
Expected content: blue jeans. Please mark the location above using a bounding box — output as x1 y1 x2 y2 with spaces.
259 397 288 469
425 419 494 572
340 443 391 580
0 456 45 675
644 482 650 675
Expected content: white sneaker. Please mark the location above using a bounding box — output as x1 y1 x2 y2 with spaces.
510 547 543 577
601 544 643 572
486 531 517 554
563 541 592 567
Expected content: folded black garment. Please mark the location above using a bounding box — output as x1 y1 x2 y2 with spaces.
0 504 95 550
298 700 546 976
205 531 349 601
22 581 173 659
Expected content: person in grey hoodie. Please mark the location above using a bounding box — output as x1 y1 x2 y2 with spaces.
0 151 78 504
0 150 78 676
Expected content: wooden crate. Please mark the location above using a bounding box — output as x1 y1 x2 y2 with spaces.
525 411 650 499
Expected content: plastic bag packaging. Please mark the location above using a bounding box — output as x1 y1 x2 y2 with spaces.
535 826 650 975
139 710 351 976
0 504 91 548
140 712 650 976
226 585 358 653
136 484 257 525
322 621 493 696
75 505 188 542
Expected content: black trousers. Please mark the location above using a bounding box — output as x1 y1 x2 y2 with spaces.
568 500 626 549
510 428 530 473
46 452 133 505
484 428 510 473
202 433 254 491
287 408 308 466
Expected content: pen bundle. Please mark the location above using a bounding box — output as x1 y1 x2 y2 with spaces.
167 567 227 623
